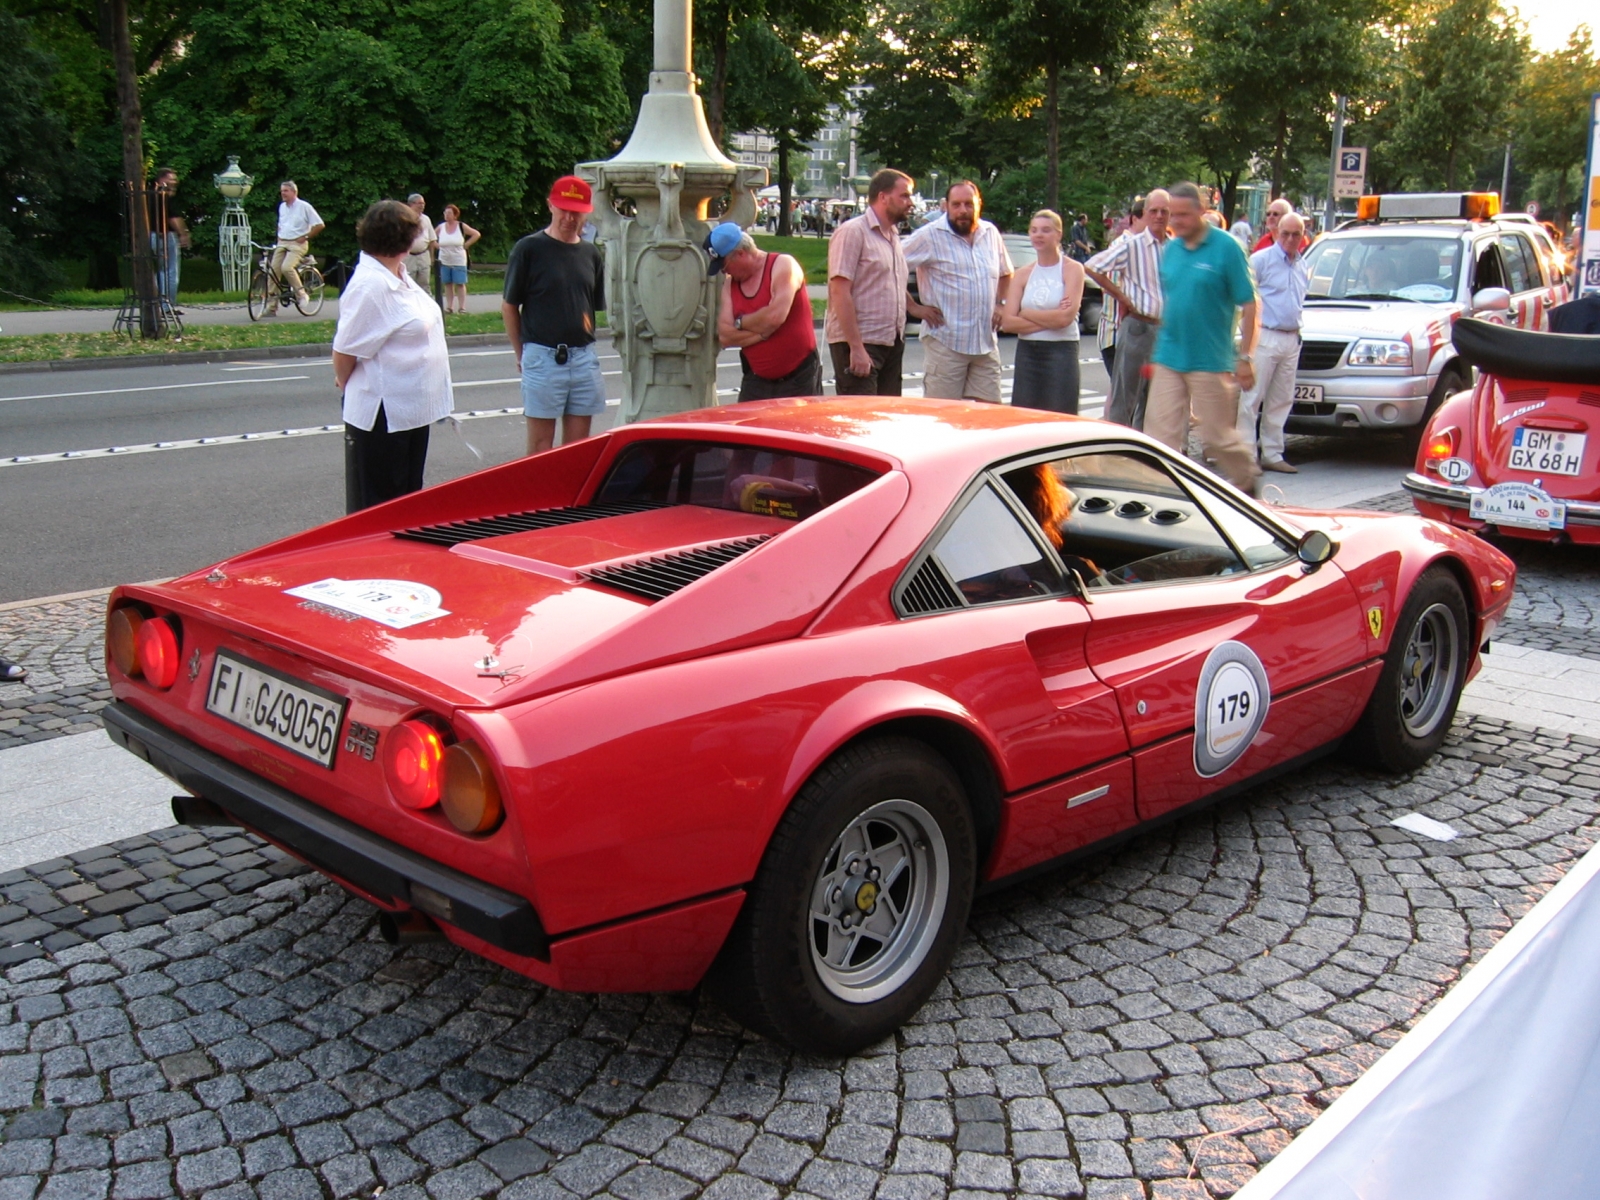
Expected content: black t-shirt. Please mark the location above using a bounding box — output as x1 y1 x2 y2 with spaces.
503 231 605 347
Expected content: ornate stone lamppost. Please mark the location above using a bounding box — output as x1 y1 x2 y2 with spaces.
213 156 254 295
579 0 766 422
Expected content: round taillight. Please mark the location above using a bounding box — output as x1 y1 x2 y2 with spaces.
1426 438 1453 461
441 741 504 835
385 720 445 809
135 618 180 689
108 606 145 678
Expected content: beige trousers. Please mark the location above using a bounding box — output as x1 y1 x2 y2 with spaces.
920 334 1003 402
269 242 308 294
1145 365 1260 494
406 252 431 292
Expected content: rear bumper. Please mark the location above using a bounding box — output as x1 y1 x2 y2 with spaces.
102 700 549 959
1401 473 1600 529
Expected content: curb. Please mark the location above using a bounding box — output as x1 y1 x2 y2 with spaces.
0 332 530 377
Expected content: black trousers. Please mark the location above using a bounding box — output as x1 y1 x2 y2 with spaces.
345 404 430 514
738 349 825 401
1011 339 1081 414
829 338 905 396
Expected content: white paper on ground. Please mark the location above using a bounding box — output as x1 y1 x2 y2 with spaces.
1392 812 1460 841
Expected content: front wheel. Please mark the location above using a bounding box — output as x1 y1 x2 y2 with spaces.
1345 567 1470 772
246 271 273 321
295 267 325 316
707 737 975 1055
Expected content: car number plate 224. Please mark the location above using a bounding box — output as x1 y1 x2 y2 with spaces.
1509 427 1585 476
205 651 348 769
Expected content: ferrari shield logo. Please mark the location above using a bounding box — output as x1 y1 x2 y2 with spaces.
1367 607 1384 639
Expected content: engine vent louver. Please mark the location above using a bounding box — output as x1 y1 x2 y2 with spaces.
395 500 665 547
1578 390 1600 410
1502 387 1549 406
898 558 963 616
580 536 772 602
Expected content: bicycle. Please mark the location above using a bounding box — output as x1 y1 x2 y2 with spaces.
246 241 326 320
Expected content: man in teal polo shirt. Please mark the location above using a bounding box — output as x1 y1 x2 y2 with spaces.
1146 182 1260 493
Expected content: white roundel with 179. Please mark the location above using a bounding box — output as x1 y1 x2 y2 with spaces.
1193 642 1271 778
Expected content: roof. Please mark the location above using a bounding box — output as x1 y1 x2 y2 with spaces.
625 396 1112 479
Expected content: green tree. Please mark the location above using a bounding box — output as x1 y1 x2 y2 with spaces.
957 0 1154 212
1513 26 1600 227
1382 0 1528 189
855 0 978 179
0 10 81 297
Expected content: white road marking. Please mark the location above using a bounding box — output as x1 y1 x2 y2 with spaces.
452 378 521 389
219 361 326 371
0 377 310 404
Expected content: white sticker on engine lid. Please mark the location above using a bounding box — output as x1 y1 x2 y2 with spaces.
285 578 450 629
1194 641 1271 778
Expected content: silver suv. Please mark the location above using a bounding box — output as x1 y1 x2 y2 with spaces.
1286 195 1570 434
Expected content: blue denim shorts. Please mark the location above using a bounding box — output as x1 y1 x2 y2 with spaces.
438 264 467 285
520 342 608 419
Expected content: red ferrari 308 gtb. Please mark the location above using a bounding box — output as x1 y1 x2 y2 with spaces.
103 398 1514 1053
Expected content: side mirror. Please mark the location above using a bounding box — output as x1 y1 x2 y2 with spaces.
1472 287 1511 313
1297 529 1337 572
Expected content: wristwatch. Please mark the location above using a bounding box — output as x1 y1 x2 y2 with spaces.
1237 353 1253 363
734 315 743 331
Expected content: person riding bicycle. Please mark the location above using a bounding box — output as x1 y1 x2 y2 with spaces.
266 181 325 316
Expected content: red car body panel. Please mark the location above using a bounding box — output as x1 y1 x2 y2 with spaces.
104 397 1517 993
1411 371 1600 545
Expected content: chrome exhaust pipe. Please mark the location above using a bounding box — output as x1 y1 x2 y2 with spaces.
378 910 446 944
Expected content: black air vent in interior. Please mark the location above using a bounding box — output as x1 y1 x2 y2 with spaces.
1079 496 1114 514
581 536 772 602
395 501 665 547
899 558 963 616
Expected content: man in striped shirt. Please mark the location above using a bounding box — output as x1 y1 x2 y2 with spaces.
903 181 1015 402
1085 187 1169 429
1096 195 1146 377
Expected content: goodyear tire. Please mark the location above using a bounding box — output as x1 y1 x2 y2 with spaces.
708 737 975 1055
1346 567 1470 773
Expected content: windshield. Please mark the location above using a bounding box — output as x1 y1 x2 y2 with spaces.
1304 234 1462 303
594 440 879 522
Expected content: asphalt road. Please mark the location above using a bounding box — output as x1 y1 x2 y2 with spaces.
0 337 1115 603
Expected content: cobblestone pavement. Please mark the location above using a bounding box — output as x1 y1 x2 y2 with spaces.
0 714 1595 1200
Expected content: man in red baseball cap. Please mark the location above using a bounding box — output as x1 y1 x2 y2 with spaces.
502 174 607 455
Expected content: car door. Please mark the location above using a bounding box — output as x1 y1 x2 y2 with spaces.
995 447 1373 823
893 473 1137 881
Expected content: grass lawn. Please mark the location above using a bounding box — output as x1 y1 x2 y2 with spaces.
0 311 505 364
752 234 830 281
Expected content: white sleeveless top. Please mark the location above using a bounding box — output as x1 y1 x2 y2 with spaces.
437 223 468 267
1019 257 1080 342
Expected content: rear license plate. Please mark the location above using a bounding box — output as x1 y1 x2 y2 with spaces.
1293 384 1324 403
1508 427 1585 476
1469 482 1566 531
205 651 347 769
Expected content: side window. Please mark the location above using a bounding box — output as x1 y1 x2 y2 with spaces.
1000 452 1246 587
922 484 1063 607
1473 242 1506 292
1497 235 1533 293
1186 481 1296 570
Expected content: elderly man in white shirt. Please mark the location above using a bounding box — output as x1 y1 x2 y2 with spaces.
902 180 1014 401
1238 212 1311 473
333 200 454 511
405 193 437 293
266 181 324 316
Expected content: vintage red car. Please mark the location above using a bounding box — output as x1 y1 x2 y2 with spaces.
103 397 1514 1053
1406 318 1600 544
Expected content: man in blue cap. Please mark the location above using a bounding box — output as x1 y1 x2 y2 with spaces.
708 223 821 400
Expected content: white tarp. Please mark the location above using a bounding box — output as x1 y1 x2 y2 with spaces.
1236 835 1600 1200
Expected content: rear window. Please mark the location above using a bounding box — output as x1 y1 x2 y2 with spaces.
594 440 879 521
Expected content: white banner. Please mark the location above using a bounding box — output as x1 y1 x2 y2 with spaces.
1581 93 1600 297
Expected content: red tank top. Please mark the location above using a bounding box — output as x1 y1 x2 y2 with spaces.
732 251 816 379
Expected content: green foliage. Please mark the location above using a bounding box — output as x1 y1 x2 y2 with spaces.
1514 26 1600 218
1380 0 1529 190
0 10 80 297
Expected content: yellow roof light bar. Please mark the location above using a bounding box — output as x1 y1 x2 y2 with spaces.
1356 192 1501 221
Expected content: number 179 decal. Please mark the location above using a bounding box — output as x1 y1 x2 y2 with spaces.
1194 642 1271 778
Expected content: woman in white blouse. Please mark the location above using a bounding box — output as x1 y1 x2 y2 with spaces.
1000 209 1084 413
332 200 454 512
436 204 482 314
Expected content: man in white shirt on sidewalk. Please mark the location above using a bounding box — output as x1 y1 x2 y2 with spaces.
1085 188 1168 428
1238 211 1311 473
405 193 437 293
266 181 324 316
903 180 1014 401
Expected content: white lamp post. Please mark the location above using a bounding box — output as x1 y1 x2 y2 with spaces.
579 0 766 422
213 157 254 295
